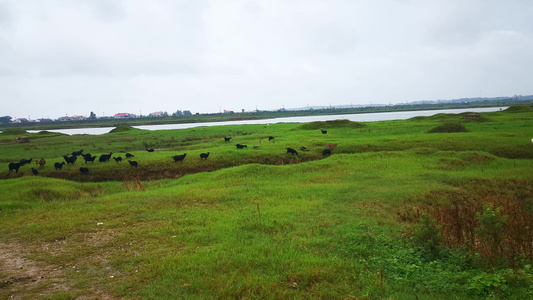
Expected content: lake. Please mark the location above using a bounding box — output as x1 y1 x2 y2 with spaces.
27 107 507 135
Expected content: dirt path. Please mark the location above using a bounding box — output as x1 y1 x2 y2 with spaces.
0 241 69 299
0 237 119 299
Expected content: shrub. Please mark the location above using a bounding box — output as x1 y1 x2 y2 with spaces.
475 204 508 266
411 211 443 260
412 179 533 268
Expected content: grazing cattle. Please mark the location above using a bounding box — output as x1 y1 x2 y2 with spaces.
172 153 187 163
286 148 298 155
327 143 338 149
31 167 38 176
113 156 123 163
8 162 22 173
19 158 33 166
125 153 134 158
128 160 138 167
224 137 232 142
300 146 309 151
146 148 155 153
84 156 97 163
235 144 247 149
79 167 89 175
268 136 275 141
72 149 84 156
63 155 77 165
321 129 327 134
99 153 113 162
200 152 210 160
54 162 65 170
35 158 46 167
81 153 92 160
322 149 332 156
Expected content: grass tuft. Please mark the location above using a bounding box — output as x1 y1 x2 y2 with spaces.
109 125 140 133
296 119 366 130
0 128 28 135
428 122 469 133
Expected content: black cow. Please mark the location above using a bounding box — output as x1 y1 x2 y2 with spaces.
84 156 97 163
63 155 77 165
286 148 298 155
172 153 187 163
72 149 84 156
8 162 22 173
80 167 89 175
99 153 113 162
19 158 33 166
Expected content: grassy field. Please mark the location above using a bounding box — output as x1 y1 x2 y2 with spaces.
1 106 533 299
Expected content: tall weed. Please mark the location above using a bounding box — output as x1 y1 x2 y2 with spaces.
409 179 533 268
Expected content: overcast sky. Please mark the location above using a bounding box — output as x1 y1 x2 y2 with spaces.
1 1 532 120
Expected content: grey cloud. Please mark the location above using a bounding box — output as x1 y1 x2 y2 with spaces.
0 3 11 28
84 0 125 23
0 0 532 120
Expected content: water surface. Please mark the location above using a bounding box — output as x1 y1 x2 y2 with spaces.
27 107 506 135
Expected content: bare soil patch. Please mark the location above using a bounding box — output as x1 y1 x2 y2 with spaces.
0 241 68 299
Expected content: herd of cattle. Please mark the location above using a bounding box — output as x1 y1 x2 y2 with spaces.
7 131 336 176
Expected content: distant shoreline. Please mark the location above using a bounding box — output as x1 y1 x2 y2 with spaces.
1 101 530 131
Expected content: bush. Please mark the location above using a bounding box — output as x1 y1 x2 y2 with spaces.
411 211 443 260
475 204 508 266
413 179 533 268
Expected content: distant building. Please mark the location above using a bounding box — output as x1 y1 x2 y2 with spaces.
57 116 72 121
70 115 87 121
12 118 29 123
35 118 53 122
114 113 136 119
149 111 164 117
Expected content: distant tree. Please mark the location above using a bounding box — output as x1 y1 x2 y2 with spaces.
175 110 183 116
89 111 97 120
163 111 169 117
0 116 12 123
183 110 192 116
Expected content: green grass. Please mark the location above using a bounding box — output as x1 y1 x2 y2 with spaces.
1 106 533 299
